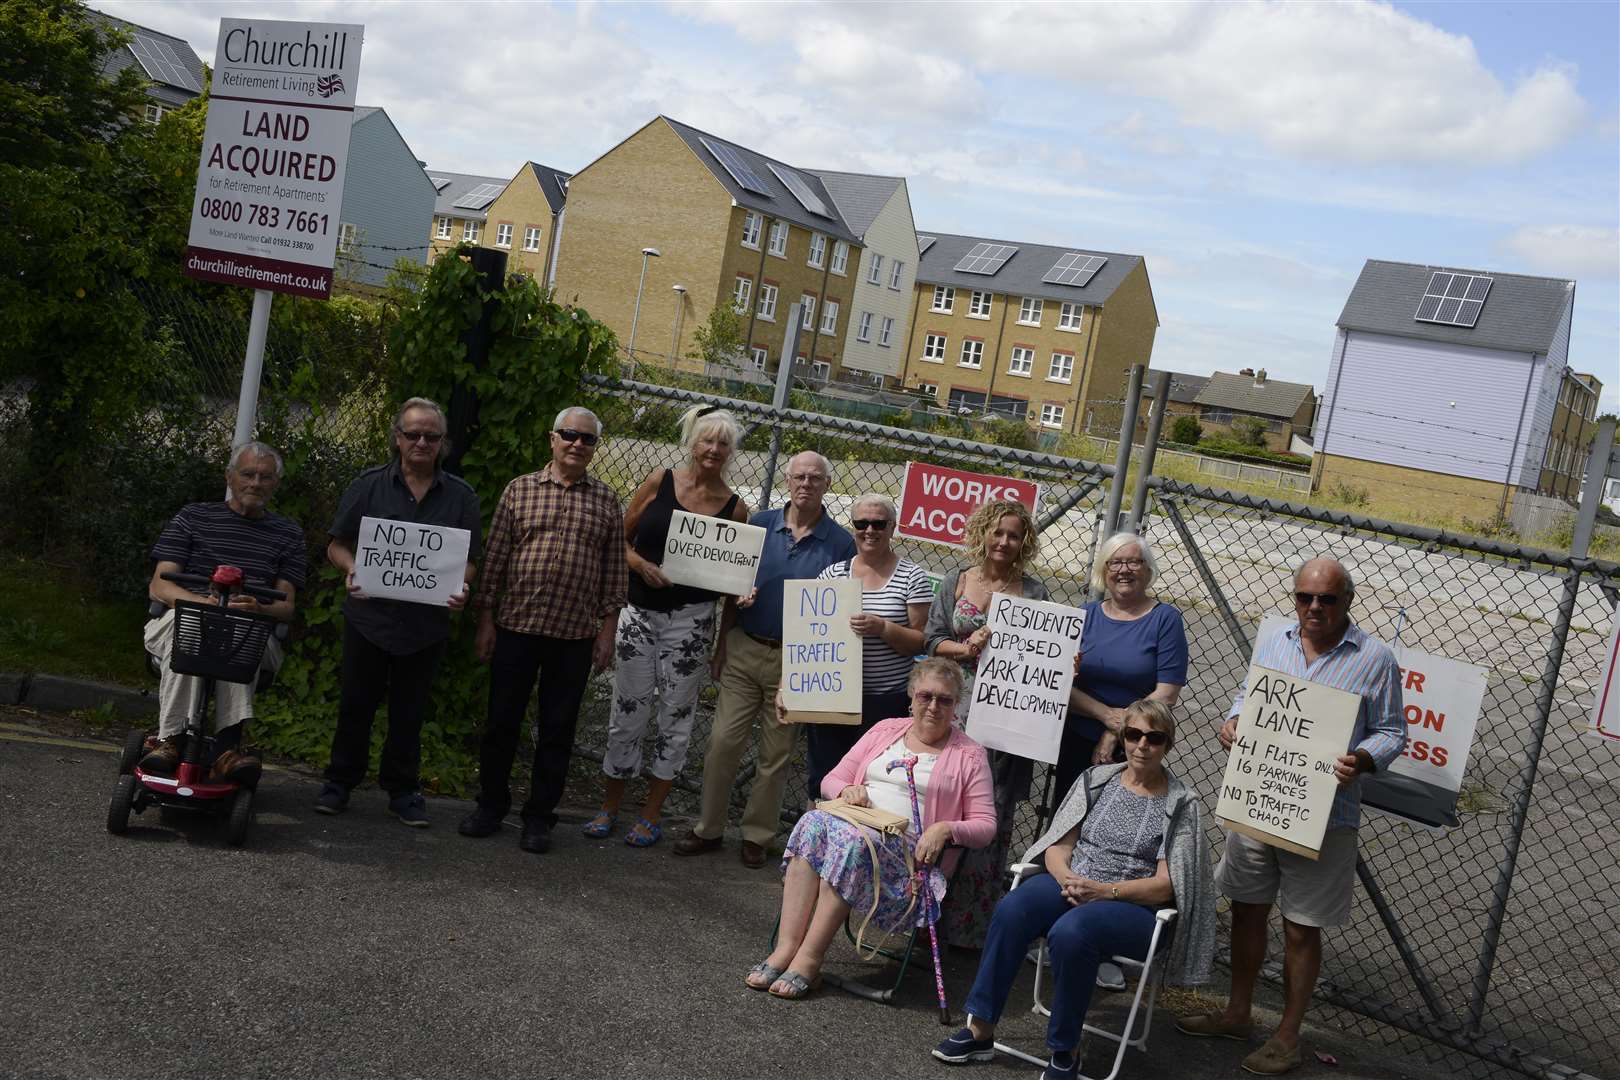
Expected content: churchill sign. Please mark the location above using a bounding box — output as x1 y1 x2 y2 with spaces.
183 18 365 299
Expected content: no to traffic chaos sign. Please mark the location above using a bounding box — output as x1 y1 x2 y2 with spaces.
352 517 471 606
897 462 1041 547
660 509 766 596
781 578 863 725
183 18 364 300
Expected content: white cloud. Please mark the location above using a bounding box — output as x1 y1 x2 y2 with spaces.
1502 226 1620 280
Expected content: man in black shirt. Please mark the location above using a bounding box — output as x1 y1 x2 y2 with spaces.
141 442 306 782
316 397 482 827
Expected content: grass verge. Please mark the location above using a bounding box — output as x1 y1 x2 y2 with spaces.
0 553 152 687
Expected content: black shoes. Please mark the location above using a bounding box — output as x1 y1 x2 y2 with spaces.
519 821 552 854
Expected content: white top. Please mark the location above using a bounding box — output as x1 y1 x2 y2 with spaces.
862 735 937 824
818 557 933 692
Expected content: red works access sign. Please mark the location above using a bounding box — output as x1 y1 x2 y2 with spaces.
897 462 1041 547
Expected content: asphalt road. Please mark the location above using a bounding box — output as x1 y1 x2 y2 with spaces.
0 724 1435 1080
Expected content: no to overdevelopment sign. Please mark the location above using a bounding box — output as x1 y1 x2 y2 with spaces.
184 18 364 299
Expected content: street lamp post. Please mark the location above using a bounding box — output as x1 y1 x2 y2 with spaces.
668 284 687 365
627 246 660 377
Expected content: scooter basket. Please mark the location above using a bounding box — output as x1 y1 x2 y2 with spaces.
168 600 275 685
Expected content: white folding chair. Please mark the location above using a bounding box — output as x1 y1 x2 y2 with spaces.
991 863 1178 1080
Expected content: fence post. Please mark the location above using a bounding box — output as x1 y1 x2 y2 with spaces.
227 287 273 498
444 246 507 478
1098 363 1146 537
757 304 803 509
1124 370 1169 533
1159 494 1252 656
1466 418 1613 1032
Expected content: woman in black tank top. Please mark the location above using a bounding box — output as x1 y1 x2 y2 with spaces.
587 405 752 848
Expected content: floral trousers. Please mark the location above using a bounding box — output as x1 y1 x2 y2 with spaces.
602 601 717 782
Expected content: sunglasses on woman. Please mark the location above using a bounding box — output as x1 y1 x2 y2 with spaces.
851 519 891 532
1120 727 1169 747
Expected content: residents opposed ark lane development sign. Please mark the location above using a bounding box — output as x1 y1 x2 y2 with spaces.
183 18 364 299
965 594 1084 764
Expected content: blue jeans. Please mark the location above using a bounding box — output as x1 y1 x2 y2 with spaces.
964 872 1159 1052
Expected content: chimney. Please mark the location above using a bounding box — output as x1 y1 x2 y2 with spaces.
1254 368 1267 387
1239 367 1255 377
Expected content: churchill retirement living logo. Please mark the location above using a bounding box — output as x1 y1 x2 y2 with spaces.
217 25 355 100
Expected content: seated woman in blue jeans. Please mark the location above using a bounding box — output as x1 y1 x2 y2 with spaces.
931 700 1217 1080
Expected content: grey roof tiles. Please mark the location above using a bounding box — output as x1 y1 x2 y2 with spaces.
1194 372 1314 419
913 231 1142 307
1336 259 1575 356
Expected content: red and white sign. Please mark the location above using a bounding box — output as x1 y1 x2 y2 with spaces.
1592 603 1620 741
897 462 1040 547
183 18 364 299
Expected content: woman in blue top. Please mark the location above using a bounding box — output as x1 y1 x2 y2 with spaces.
1055 532 1187 809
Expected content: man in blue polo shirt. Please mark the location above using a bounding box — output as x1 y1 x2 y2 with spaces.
675 450 855 868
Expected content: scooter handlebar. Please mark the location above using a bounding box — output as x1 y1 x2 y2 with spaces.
159 569 287 604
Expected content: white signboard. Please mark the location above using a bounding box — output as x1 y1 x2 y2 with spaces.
184 18 365 299
965 594 1084 764
781 578 862 724
352 516 470 606
1216 666 1360 859
660 509 765 596
1592 602 1620 742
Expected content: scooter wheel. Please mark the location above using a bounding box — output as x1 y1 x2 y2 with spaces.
118 729 147 775
226 786 254 847
107 775 136 834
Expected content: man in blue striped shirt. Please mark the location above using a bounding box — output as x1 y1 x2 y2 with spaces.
1178 558 1404 1075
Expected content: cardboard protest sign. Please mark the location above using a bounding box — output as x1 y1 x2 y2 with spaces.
660 509 765 595
781 578 862 725
965 594 1084 764
352 516 470 606
898 462 1040 547
1215 666 1360 858
1592 602 1620 742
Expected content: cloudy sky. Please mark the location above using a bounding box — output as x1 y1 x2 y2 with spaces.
104 0 1619 413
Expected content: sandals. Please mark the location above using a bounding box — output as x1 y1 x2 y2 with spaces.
744 960 783 991
581 811 616 839
625 817 662 848
768 969 822 1000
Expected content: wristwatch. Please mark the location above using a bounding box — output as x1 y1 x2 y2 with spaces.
1110 885 1119 901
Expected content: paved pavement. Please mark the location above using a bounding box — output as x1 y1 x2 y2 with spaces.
0 720 1435 1080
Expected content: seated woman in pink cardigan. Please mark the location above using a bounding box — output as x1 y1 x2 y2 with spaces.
746 657 997 999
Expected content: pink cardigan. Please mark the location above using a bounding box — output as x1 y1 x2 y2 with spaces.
819 716 998 874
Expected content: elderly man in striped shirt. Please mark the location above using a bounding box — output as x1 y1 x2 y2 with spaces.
1178 557 1404 1076
459 406 627 855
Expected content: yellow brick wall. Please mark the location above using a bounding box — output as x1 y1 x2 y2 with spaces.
481 167 558 282
553 119 733 366
1084 261 1159 434
1314 453 1520 521
720 214 848 374
428 215 482 263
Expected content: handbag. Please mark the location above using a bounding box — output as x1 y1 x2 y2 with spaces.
817 799 919 958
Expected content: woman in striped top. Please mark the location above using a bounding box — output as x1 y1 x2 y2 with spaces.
793 493 933 801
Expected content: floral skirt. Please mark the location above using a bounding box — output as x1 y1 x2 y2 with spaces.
782 809 947 935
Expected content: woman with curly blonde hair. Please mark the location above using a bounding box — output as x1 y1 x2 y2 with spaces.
923 497 1049 949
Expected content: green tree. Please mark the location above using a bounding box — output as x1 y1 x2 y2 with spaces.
687 303 747 371
1231 415 1269 448
1170 414 1202 445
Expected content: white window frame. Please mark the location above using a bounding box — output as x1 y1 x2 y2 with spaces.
1018 297 1043 326
812 360 830 381
145 102 167 124
959 339 984 368
931 286 955 314
462 220 480 243
831 241 849 275
523 226 542 252
1040 403 1065 429
807 232 827 269
856 311 873 342
750 346 768 371
1058 302 1083 332
337 222 357 254
968 291 992 318
757 283 778 321
801 295 817 331
1008 346 1033 377
918 381 939 397
767 219 788 257
495 223 513 248
732 276 753 314
435 217 452 240
889 259 905 290
741 211 763 249
820 300 839 334
921 333 946 363
866 253 885 285
879 316 894 347
1048 352 1074 383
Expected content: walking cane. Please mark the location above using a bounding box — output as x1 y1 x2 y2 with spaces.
888 753 952 1025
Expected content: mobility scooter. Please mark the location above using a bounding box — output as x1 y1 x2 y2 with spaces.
107 564 287 846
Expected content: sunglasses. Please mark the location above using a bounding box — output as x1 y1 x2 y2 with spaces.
397 429 444 445
851 519 891 532
1120 727 1169 747
555 428 600 447
914 691 957 710
1294 591 1341 608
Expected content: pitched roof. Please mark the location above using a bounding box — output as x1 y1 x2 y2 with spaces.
1149 371 1209 405
88 9 206 101
661 117 862 243
913 231 1145 308
1194 372 1315 420
423 169 510 222
806 170 904 239
523 162 571 214
1336 259 1574 356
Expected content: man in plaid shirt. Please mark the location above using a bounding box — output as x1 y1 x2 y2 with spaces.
459 406 627 854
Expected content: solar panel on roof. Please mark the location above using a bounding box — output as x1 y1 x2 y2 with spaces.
699 137 773 197
954 242 1018 275
128 33 200 93
430 177 452 192
917 235 936 255
1043 252 1108 287
1414 271 1492 328
766 163 832 218
452 183 504 210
